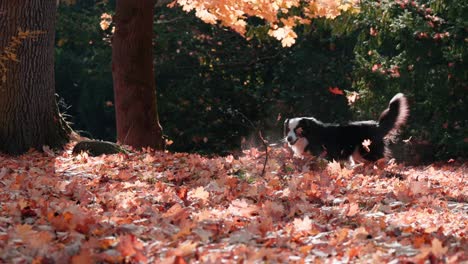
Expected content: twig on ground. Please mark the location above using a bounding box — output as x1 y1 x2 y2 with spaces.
258 131 269 177
231 109 270 177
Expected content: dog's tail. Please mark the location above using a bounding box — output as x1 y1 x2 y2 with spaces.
378 93 409 137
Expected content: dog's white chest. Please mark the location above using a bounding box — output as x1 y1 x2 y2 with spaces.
290 138 309 157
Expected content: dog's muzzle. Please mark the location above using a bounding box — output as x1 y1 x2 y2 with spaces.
286 136 298 145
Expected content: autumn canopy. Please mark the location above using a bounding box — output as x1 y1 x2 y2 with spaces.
172 0 360 46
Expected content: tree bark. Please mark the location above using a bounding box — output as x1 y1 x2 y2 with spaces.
112 0 164 150
0 0 71 155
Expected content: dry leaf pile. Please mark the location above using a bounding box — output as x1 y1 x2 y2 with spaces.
0 143 466 263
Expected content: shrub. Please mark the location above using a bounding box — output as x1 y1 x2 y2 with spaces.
348 0 467 159
55 2 115 140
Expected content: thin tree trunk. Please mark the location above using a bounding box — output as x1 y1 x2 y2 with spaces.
0 0 71 155
112 0 164 150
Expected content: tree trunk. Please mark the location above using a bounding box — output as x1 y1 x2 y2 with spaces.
112 0 164 150
0 0 71 155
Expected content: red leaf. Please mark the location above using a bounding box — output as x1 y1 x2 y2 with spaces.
174 256 187 264
328 87 344 95
371 64 381 72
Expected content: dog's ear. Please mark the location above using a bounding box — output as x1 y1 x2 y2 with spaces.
296 119 310 136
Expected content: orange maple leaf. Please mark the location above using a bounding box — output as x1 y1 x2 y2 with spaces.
346 202 360 217
327 160 342 175
189 186 210 202
362 139 372 152
413 238 448 261
293 216 313 232
116 234 145 259
227 199 258 217
328 86 344 95
116 169 133 181
347 246 361 259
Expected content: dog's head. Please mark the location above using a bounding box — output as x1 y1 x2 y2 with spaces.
285 118 311 157
284 117 321 157
284 118 304 145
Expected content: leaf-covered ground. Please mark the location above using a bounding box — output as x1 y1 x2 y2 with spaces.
0 143 466 263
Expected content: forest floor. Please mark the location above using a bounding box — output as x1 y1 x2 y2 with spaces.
0 143 466 263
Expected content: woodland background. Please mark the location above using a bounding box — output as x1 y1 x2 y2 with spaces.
0 1 467 263
54 0 467 161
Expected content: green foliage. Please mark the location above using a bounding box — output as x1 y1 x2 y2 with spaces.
55 1 115 140
57 3 352 155
347 0 467 159
154 7 354 154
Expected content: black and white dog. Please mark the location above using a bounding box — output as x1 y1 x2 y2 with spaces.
284 93 409 163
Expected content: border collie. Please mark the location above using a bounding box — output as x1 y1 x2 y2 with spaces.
284 93 409 163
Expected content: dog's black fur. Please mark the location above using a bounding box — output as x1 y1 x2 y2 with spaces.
284 93 409 162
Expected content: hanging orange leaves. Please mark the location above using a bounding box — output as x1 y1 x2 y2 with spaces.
171 0 360 47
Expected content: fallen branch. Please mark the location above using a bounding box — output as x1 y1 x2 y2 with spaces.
258 131 269 177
